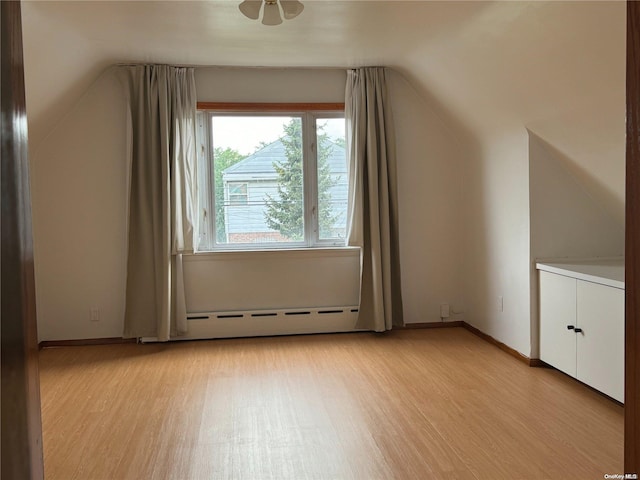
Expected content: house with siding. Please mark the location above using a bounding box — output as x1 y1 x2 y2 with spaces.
222 138 348 243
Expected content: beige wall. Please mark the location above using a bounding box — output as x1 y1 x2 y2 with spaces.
459 130 532 356
30 68 128 341
389 70 465 324
23 2 626 355
411 1 626 358
528 131 624 358
529 132 624 262
29 66 465 341
28 0 625 353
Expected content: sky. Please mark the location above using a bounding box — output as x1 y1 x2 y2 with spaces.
211 115 345 156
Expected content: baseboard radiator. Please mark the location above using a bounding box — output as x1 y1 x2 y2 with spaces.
177 306 361 340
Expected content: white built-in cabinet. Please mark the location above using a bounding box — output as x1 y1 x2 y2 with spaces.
538 261 624 403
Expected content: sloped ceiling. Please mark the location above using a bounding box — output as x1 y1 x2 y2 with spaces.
22 0 625 219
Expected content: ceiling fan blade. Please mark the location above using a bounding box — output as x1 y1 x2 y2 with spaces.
280 0 304 20
239 0 262 20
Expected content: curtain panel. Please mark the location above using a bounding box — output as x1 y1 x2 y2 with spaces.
345 67 404 332
119 65 197 341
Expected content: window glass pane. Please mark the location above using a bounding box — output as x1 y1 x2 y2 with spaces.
212 115 304 245
316 118 347 241
228 182 248 205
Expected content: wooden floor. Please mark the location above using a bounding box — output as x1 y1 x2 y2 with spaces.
39 328 623 480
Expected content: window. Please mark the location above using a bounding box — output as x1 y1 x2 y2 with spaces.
227 182 248 205
196 105 348 250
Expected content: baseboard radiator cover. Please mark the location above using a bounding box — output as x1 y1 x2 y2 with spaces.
152 306 362 341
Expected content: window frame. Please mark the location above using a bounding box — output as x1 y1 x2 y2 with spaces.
196 103 347 252
226 182 248 206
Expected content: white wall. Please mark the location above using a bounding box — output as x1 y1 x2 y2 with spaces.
185 249 360 312
29 60 622 354
192 67 465 324
30 68 128 341
189 68 360 325
30 66 465 340
460 130 532 356
387 70 464 324
195 67 346 103
417 1 626 358
528 130 624 358
23 1 626 354
529 131 624 261
459 123 624 360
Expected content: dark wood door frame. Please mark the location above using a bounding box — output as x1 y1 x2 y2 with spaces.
1 1 45 478
627 1 640 474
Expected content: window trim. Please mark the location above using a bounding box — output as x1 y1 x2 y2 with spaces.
227 182 248 206
197 103 347 252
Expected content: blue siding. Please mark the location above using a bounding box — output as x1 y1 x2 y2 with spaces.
222 139 347 240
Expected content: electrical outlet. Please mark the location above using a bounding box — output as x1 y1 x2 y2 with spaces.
440 303 450 319
90 307 100 322
497 296 504 313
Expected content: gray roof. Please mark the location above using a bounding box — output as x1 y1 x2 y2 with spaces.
223 140 285 177
223 138 346 180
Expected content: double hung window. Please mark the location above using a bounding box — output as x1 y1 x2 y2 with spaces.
196 105 348 250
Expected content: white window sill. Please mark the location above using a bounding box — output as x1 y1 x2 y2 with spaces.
184 246 360 262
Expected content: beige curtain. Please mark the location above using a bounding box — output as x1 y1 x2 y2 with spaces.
345 67 404 332
120 65 197 341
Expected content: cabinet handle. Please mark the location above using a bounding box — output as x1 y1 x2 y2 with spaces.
567 325 575 330
574 328 583 333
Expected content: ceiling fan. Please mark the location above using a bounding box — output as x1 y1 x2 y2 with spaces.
239 0 305 26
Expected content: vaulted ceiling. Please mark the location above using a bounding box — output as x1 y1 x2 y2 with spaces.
21 0 625 219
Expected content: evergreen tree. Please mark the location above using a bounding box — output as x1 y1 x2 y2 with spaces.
316 134 339 239
264 119 338 240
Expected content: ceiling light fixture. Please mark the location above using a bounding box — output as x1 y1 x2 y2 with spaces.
239 0 304 26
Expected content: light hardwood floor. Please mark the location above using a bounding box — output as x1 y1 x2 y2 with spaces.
39 328 623 480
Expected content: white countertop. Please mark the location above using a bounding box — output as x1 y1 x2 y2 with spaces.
536 258 625 289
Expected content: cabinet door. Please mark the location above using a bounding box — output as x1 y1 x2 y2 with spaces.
576 280 624 402
539 271 577 377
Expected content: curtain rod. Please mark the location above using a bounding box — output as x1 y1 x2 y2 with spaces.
115 63 382 71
